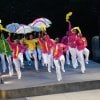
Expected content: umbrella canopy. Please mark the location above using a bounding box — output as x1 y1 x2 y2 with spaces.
16 24 33 34
29 20 50 28
29 21 50 32
32 17 52 26
6 23 20 33
29 18 52 32
32 27 42 32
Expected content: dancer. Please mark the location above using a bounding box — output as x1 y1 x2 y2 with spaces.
23 34 38 71
65 12 78 68
53 37 67 81
76 32 86 73
80 34 90 64
38 31 54 72
0 20 13 76
7 36 24 79
68 22 79 68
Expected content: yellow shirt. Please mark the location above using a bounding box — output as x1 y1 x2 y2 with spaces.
24 39 37 51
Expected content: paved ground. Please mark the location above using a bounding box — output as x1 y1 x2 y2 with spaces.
0 60 100 90
9 89 100 100
0 60 100 100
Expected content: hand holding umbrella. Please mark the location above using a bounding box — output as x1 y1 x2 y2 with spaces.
0 19 10 33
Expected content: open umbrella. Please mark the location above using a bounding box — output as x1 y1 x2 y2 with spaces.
29 21 50 32
6 23 20 33
16 24 33 34
33 18 52 25
29 18 52 32
30 17 52 27
32 27 42 32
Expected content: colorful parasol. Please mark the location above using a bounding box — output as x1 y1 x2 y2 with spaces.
6 23 20 33
16 24 33 34
29 17 52 32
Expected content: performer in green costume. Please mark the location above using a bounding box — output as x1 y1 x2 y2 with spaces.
0 20 13 84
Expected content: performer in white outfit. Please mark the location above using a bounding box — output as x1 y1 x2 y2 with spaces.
76 33 87 73
53 38 67 81
38 32 54 72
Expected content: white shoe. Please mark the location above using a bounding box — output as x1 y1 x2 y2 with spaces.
18 76 21 79
85 61 89 64
62 69 65 72
66 62 70 65
18 74 21 79
52 66 55 69
73 65 78 69
81 70 85 74
48 70 51 73
9 72 13 77
57 78 62 81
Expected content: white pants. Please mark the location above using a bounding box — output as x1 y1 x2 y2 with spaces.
76 49 86 73
42 53 51 72
54 55 65 81
83 48 90 64
0 53 7 72
28 49 38 71
13 58 21 79
50 49 54 68
18 52 24 67
69 47 78 68
66 49 70 65
6 55 14 76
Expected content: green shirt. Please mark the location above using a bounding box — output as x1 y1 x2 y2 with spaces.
0 34 12 56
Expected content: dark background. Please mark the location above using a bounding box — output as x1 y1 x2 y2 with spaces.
0 0 100 58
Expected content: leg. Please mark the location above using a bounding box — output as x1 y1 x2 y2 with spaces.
47 54 52 72
50 49 54 68
42 53 48 67
59 55 65 72
6 55 14 76
25 50 32 65
77 50 86 73
83 48 90 64
0 54 7 73
69 47 78 68
37 48 42 61
66 50 70 65
54 59 62 81
13 58 22 79
18 53 24 68
32 50 39 71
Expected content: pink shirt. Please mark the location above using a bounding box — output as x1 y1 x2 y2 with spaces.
82 37 88 48
7 37 26 58
61 36 69 45
68 34 77 48
39 35 54 54
76 37 85 51
68 21 78 48
53 43 67 60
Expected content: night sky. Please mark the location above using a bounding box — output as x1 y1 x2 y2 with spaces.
0 0 100 52
0 0 68 36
